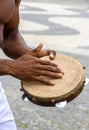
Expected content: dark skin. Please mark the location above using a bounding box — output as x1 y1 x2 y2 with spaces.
0 0 64 85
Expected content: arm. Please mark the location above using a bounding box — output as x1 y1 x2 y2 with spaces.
2 3 32 59
2 30 33 59
2 3 55 59
0 2 63 85
2 30 56 59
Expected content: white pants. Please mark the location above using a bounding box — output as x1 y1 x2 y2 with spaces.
0 79 17 130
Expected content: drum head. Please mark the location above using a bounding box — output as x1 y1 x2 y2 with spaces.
21 54 84 106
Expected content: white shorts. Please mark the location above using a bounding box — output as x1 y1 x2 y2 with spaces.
0 78 17 130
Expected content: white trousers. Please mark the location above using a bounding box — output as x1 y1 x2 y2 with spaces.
0 79 17 130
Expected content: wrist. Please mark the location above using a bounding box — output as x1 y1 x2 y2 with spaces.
0 59 13 75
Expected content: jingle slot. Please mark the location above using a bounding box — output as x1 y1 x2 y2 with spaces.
84 77 89 85
55 101 67 108
22 94 29 102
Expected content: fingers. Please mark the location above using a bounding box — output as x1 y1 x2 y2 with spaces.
37 58 59 67
49 50 56 60
35 70 63 78
31 64 64 85
35 59 64 74
33 43 43 53
32 43 56 60
37 64 64 74
32 76 55 85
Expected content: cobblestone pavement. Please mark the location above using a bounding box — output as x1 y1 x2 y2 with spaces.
1 0 89 130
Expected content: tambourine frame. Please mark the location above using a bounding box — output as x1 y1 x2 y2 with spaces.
21 80 84 106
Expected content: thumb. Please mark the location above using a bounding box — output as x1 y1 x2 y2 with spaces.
33 43 43 53
49 50 56 60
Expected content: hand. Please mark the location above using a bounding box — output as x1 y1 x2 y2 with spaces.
29 43 56 60
9 54 64 85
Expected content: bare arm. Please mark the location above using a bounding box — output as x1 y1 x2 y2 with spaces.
0 1 63 85
2 3 33 59
2 30 33 59
2 1 55 59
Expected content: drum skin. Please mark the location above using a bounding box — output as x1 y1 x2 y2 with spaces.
21 54 84 106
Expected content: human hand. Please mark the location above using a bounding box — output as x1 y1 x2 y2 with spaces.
29 43 56 60
9 54 64 85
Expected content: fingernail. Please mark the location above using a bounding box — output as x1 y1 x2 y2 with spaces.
61 70 64 74
59 73 62 76
50 54 54 59
57 65 59 68
50 54 54 57
51 81 55 85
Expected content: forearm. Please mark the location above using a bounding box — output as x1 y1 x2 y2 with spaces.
2 31 33 59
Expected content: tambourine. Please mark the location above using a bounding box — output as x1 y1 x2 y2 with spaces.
21 54 85 107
